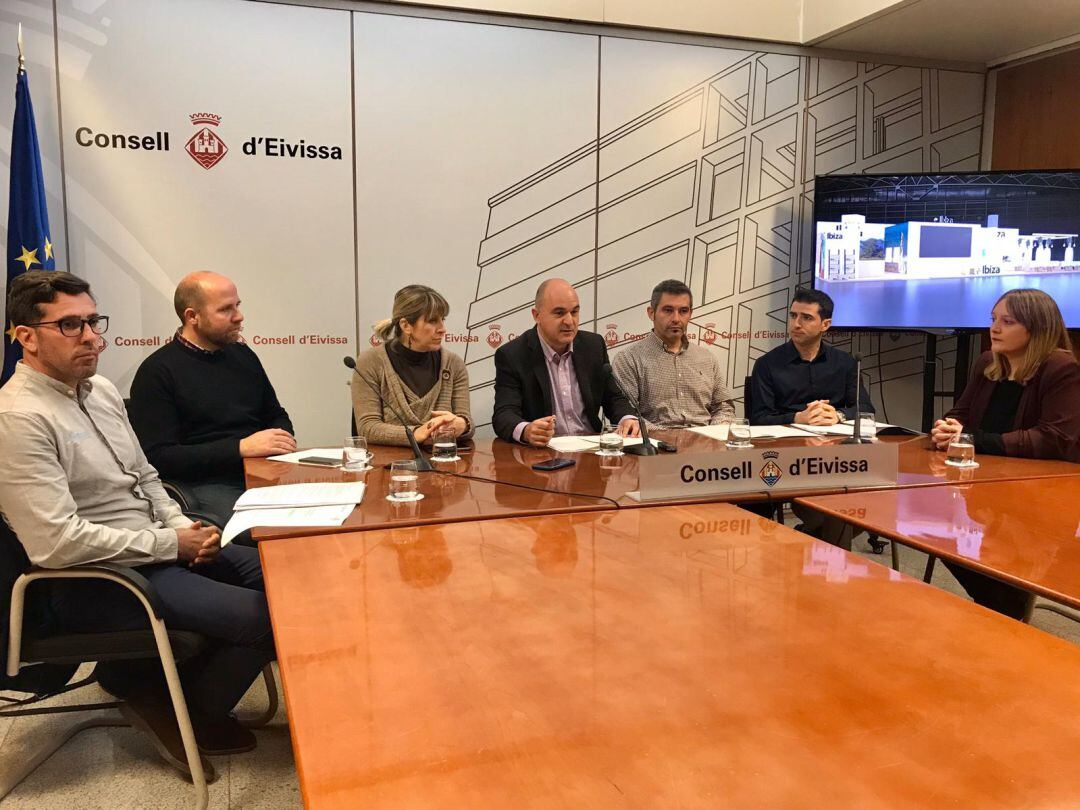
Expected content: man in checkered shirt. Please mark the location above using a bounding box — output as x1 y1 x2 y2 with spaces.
612 280 736 429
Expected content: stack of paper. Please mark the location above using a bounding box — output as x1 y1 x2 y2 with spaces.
794 421 912 437
686 424 813 441
546 435 646 453
221 482 366 544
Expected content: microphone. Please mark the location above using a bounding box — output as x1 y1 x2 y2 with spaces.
841 353 869 445
343 356 434 471
600 363 658 457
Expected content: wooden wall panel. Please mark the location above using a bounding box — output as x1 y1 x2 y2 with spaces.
992 48 1080 170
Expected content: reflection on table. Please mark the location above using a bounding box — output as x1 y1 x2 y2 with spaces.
261 502 1080 809
796 476 1080 608
244 432 1080 540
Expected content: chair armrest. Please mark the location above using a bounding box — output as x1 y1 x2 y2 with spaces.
161 480 193 512
7 565 166 677
28 563 164 617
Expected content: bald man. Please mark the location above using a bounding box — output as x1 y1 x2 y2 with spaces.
128 272 294 527
492 278 638 446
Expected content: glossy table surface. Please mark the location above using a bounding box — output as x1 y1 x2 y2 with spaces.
243 444 612 540
796 477 1080 608
244 433 1080 539
261 503 1080 809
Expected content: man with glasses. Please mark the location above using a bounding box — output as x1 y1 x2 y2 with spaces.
127 271 294 529
0 271 274 776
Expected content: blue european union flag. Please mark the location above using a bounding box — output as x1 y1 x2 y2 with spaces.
4 68 56 385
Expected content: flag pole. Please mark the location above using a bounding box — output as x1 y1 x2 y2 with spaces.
17 22 25 73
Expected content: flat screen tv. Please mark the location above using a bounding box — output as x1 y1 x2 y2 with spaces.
812 170 1080 330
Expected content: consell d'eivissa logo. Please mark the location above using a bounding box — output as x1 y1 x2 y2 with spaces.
72 112 344 168
680 450 871 487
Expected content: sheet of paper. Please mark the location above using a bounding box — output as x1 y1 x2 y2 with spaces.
233 481 366 510
267 448 343 466
221 503 354 545
686 424 812 441
795 421 906 436
546 435 646 453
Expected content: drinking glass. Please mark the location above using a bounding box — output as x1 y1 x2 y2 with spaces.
431 425 460 463
387 460 422 501
596 422 624 456
726 418 753 448
945 432 978 468
342 436 372 471
857 412 876 441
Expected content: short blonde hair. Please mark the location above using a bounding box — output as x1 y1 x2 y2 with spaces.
374 285 449 343
985 288 1072 383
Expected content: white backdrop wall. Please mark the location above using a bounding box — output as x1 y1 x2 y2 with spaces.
2 0 985 445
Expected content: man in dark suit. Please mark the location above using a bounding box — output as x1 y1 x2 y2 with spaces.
493 278 639 446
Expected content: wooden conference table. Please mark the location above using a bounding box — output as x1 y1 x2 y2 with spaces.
796 477 1080 610
260 503 1080 809
244 432 1080 540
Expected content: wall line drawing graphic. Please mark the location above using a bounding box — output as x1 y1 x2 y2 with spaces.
462 50 983 427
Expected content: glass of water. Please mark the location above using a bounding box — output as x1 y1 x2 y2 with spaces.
387 459 422 502
857 412 876 441
596 422 624 456
342 436 372 471
431 425 460 463
945 432 978 468
726 418 753 448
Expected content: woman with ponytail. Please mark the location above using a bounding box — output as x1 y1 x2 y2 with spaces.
351 285 473 447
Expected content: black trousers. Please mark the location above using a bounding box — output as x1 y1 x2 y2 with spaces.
49 543 275 719
942 561 1031 620
182 480 246 533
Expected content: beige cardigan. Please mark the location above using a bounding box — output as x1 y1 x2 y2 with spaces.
351 344 474 447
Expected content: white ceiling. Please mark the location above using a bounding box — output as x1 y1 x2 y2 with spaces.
809 0 1080 66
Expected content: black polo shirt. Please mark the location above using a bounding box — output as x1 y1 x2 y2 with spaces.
749 340 874 426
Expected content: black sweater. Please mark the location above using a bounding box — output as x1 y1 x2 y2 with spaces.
128 338 293 483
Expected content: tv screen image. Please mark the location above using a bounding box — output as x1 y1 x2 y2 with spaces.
812 171 1080 329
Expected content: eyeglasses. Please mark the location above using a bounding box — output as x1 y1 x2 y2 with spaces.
24 315 110 337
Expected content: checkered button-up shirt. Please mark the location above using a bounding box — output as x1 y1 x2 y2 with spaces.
612 333 735 429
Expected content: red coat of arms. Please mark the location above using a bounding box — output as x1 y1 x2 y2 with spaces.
186 113 228 170
487 324 502 348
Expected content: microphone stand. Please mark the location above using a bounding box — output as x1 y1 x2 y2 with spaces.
344 356 434 471
602 363 658 456
841 353 870 445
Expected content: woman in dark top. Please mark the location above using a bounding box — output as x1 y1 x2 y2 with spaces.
932 288 1079 461
930 288 1079 618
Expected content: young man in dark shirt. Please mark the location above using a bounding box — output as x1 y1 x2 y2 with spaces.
745 288 874 537
128 272 295 527
749 288 873 426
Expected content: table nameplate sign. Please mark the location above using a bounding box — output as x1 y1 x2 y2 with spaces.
637 442 899 501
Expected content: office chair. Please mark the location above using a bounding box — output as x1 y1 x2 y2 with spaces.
122 398 197 511
0 518 278 809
